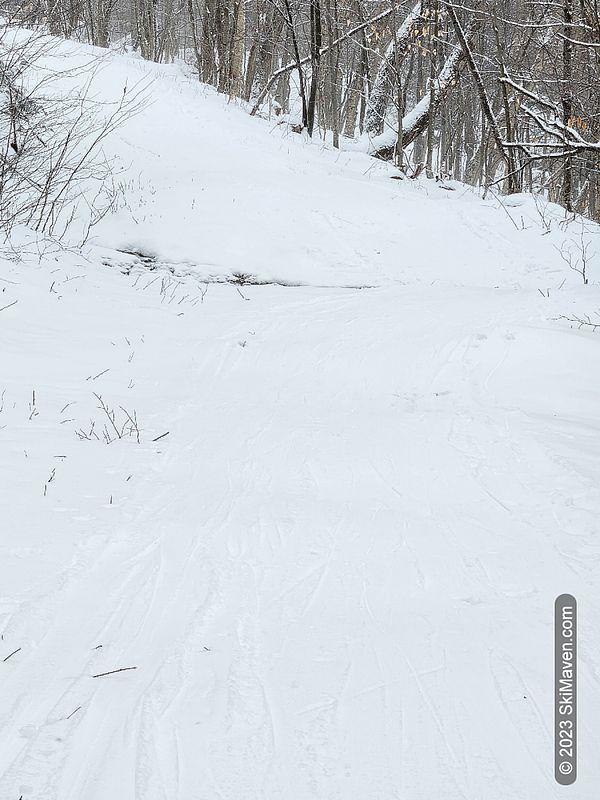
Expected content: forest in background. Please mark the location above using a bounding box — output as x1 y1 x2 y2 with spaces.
2 0 600 219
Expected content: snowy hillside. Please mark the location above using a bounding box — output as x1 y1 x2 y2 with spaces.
1 37 600 800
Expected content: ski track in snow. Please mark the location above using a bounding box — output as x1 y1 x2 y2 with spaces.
1 38 600 800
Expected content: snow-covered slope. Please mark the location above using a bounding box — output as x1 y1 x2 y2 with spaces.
1 37 600 800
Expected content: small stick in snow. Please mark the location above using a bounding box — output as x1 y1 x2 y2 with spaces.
3 647 21 662
92 666 138 678
66 706 82 720
0 300 17 313
152 431 169 442
29 389 38 420
88 368 110 381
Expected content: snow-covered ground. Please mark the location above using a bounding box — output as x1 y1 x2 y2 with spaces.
1 38 600 800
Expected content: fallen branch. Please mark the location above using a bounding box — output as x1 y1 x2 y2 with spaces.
371 32 470 158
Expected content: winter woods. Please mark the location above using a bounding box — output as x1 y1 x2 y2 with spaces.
3 0 600 218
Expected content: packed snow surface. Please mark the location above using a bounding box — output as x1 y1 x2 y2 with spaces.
1 38 600 800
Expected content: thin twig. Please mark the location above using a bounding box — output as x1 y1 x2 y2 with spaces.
558 314 600 331
88 368 110 381
92 666 138 678
3 647 21 662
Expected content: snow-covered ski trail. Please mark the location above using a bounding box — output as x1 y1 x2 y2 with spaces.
2 259 600 798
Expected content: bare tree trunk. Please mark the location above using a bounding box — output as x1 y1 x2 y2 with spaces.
187 0 203 78
229 0 245 97
307 0 321 135
324 0 340 146
344 69 361 137
425 0 438 178
562 0 574 210
282 0 308 127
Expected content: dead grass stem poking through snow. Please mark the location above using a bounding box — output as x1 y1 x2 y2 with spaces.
76 393 140 444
